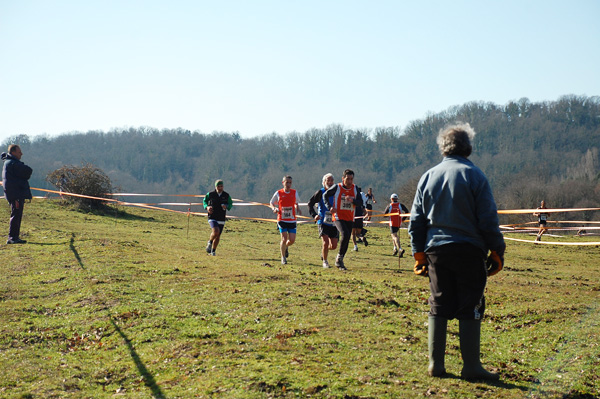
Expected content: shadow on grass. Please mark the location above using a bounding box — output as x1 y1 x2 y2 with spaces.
70 234 85 269
110 318 166 399
25 241 70 246
110 207 161 222
440 372 529 392
50 199 159 222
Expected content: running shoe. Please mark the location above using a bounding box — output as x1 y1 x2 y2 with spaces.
363 237 368 246
399 249 405 258
353 245 358 251
281 256 287 265
7 238 26 244
206 241 212 253
392 248 398 256
285 248 289 258
210 251 216 256
335 255 347 271
322 260 330 269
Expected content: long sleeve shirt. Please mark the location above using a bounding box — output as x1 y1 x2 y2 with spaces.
203 190 233 221
409 155 505 255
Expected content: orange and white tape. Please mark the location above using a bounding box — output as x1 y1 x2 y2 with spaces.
504 237 600 246
25 186 600 237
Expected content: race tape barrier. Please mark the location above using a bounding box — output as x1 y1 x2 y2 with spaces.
23 186 600 244
504 237 600 245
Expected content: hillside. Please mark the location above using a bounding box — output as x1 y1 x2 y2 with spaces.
5 95 600 220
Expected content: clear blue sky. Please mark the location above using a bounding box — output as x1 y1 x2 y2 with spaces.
1 0 599 142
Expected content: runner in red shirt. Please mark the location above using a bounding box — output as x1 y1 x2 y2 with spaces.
383 193 409 257
270 175 302 265
323 169 363 270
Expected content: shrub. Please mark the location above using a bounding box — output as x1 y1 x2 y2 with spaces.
46 163 114 210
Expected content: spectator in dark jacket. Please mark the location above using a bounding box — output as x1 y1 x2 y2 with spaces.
2 145 33 244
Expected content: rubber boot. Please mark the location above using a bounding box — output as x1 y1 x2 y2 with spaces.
459 319 499 380
428 316 447 377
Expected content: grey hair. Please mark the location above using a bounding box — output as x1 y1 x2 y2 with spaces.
437 122 476 157
322 173 334 187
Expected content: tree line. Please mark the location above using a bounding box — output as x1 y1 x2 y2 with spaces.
4 95 600 223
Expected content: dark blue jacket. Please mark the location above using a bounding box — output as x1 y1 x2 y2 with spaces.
2 152 33 202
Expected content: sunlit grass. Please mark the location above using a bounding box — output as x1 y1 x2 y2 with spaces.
0 199 598 398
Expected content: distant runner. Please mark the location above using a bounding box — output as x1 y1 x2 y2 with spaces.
384 193 409 257
352 190 369 251
534 200 549 241
203 179 233 256
308 173 339 268
365 187 376 221
270 176 302 265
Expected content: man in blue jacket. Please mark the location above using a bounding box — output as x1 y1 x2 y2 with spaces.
409 123 505 380
2 145 33 244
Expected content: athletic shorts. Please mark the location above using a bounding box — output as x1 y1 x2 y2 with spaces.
277 221 297 234
353 218 364 229
366 204 373 210
390 226 400 234
319 223 339 239
539 221 547 226
426 243 487 320
208 220 225 233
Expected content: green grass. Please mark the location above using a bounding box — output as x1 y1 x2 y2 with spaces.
1 199 599 398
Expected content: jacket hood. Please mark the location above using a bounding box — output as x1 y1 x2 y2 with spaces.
0 152 18 161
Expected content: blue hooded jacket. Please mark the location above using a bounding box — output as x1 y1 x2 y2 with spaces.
2 152 33 202
409 155 505 255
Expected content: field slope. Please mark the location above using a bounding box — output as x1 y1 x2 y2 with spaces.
1 200 599 398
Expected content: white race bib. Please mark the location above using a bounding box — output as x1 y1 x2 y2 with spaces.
282 206 293 219
340 196 354 210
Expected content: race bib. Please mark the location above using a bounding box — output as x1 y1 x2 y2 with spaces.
282 206 294 219
540 214 547 222
323 211 333 224
340 196 354 210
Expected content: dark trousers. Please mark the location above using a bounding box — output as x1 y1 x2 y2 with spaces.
427 244 487 320
9 199 24 240
334 220 354 256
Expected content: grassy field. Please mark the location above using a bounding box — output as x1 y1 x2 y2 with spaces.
1 199 599 399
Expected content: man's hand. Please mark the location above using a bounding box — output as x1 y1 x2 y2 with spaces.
413 252 429 277
486 250 503 277
207 205 213 214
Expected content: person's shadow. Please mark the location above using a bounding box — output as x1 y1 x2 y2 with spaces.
110 318 166 399
69 234 84 269
439 372 529 392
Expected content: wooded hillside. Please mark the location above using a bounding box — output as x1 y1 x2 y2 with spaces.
5 95 600 221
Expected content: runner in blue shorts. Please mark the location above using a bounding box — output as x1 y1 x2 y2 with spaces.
270 176 302 265
308 173 339 268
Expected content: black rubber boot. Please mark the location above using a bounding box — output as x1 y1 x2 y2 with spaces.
428 316 447 376
459 319 499 380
